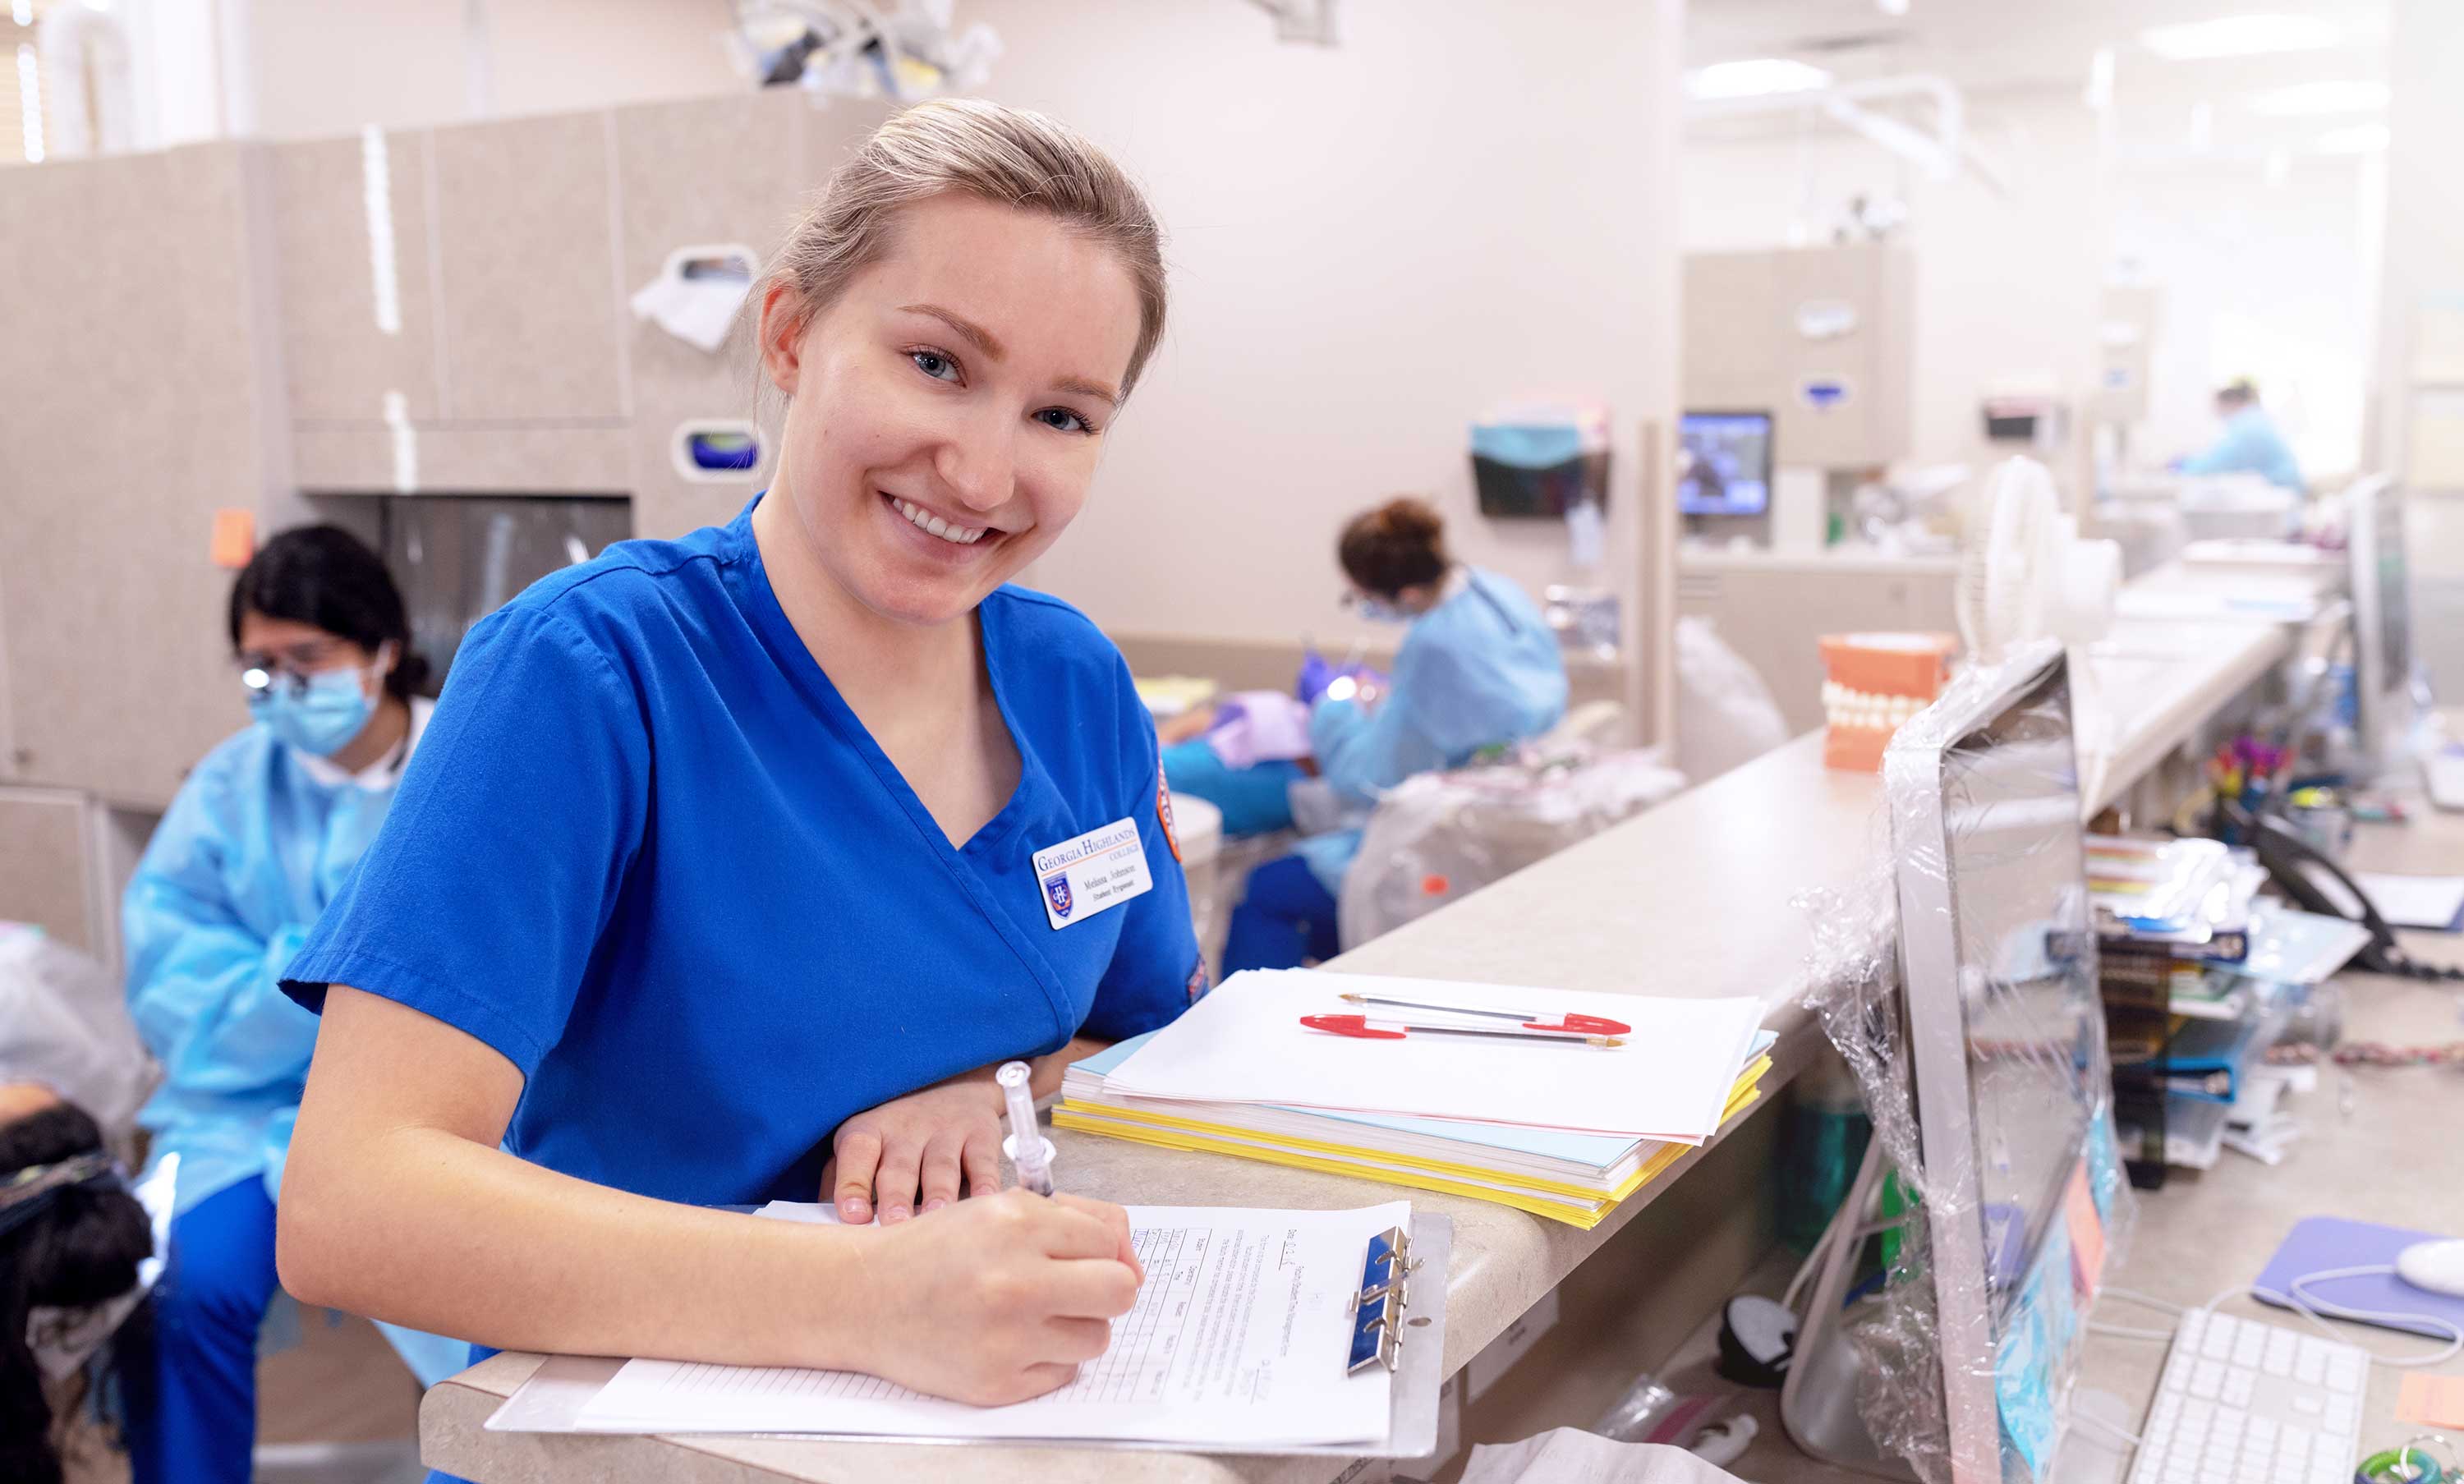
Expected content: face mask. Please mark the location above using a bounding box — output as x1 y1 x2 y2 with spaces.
1355 596 1412 625
250 656 381 757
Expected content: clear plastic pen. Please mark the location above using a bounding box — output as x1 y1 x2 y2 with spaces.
996 1060 1056 1196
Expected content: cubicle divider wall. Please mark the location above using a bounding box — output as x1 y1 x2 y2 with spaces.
1 91 898 811
0 92 893 945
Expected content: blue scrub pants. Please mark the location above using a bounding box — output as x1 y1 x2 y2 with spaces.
122 1177 278 1484
1159 740 1304 838
1224 854 1342 972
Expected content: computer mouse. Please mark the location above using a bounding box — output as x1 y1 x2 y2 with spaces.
2394 1239 2464 1298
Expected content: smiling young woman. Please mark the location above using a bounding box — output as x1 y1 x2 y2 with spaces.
266 100 1203 1440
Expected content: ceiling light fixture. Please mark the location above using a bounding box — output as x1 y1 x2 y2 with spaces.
2313 123 2390 154
2085 47 2115 111
2140 14 2342 60
2246 79 2388 116
1686 57 1835 101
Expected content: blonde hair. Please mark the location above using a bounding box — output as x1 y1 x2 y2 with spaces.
764 99 1168 394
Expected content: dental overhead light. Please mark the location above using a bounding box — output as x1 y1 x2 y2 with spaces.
727 1 1001 102
1687 67 2011 197
2139 14 2342 61
1243 0 1339 45
1685 57 1834 100
2246 79 2388 117
2312 123 2390 154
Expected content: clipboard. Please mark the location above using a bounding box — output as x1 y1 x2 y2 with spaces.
485 1212 1453 1459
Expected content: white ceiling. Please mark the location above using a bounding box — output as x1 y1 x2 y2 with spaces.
1687 0 2390 100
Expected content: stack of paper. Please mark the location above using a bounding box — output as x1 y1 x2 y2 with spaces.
496 1200 1412 1448
1056 971 1773 1229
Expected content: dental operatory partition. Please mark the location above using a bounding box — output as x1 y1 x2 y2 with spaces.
1786 642 2134 1484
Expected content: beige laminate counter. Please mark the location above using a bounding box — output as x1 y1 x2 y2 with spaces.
420 612 2296 1484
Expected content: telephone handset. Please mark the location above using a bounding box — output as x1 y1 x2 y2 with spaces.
2222 800 2464 984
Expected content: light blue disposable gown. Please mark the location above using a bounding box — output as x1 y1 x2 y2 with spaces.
1295 568 1569 893
2179 405 2304 492
123 702 467 1385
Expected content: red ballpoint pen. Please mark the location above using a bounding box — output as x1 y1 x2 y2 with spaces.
1333 991 1630 1037
1301 1013 1626 1048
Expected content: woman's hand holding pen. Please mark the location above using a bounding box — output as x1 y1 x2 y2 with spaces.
851 1190 1145 1405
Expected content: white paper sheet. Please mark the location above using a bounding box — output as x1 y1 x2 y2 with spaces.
1102 971 1767 1141
2354 873 2464 932
563 1200 1406 1445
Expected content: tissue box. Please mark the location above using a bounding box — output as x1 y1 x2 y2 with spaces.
1819 632 1956 771
1470 402 1611 518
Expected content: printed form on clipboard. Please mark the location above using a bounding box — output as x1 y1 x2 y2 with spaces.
486 1199 1431 1450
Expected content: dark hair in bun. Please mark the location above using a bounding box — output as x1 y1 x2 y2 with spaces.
1 1102 152 1484
1338 497 1450 600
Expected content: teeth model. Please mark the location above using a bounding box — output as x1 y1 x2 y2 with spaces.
1823 681 1927 733
893 497 987 546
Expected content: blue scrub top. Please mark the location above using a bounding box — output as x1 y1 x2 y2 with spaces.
282 498 1201 1209
2179 405 2304 491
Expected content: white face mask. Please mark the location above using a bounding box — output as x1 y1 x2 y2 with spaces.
1354 595 1413 625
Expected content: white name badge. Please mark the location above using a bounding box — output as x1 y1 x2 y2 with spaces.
1032 817 1153 930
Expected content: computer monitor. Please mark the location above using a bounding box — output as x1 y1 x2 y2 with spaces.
1678 411 1774 517
1783 643 2123 1484
2346 476 2418 780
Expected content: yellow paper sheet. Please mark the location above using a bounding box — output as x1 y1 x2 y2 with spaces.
1056 1077 1765 1229
1060 1062 1767 1202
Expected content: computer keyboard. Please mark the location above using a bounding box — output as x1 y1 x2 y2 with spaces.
2123 1310 2371 1484
2427 746 2464 813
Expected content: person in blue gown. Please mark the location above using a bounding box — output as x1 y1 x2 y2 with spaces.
1219 498 1569 972
2178 379 2304 492
269 103 1202 1450
117 525 468 1483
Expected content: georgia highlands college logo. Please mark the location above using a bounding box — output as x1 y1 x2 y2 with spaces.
1044 872 1074 921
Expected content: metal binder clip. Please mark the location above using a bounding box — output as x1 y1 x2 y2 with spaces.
1347 1224 1413 1374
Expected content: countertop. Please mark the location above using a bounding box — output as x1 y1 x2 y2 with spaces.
419 596 2303 1484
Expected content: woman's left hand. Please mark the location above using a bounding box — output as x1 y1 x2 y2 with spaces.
821 1079 1006 1224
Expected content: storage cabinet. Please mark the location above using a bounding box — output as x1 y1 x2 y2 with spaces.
1682 244 1916 471
268 129 444 425
1676 553 1958 736
617 90 803 541
0 790 104 957
430 111 630 425
0 142 274 807
615 91 894 540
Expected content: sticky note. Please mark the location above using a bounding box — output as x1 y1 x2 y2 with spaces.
2065 1160 2108 1298
209 509 255 570
2396 1374 2464 1430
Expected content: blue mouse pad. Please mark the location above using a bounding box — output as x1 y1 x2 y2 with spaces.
2253 1215 2464 1340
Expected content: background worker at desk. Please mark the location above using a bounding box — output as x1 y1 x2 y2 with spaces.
264 101 1197 1466
1170 498 1568 972
2177 377 2305 492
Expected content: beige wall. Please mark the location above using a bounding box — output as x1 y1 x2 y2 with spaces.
1682 85 2382 486
0 140 282 809
977 0 1684 734
2373 0 2464 484
1683 89 2110 487
2112 155 2376 481
241 0 742 140
2373 0 2464 696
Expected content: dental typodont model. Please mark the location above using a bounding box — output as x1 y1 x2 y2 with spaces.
1819 632 1957 772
